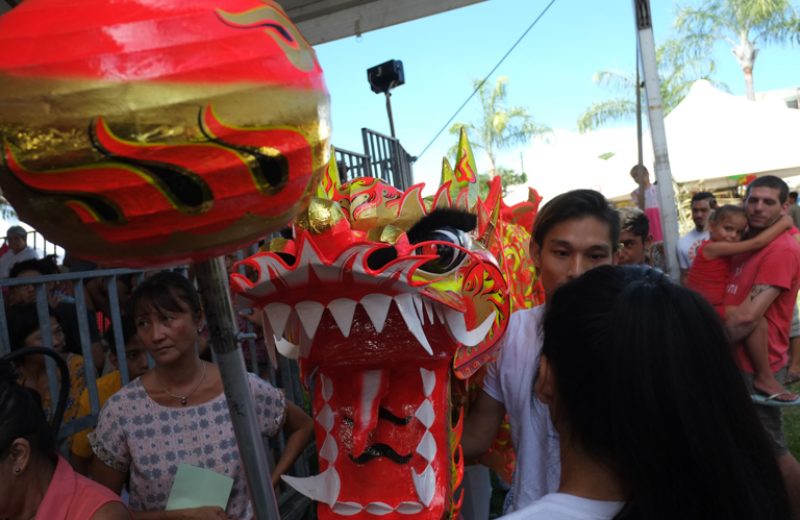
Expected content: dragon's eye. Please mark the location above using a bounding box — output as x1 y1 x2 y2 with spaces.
416 227 470 274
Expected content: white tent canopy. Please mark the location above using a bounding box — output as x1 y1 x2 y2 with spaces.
651 80 800 184
514 80 800 203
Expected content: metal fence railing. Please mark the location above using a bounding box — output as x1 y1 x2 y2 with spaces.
0 265 312 519
335 147 371 182
361 128 414 190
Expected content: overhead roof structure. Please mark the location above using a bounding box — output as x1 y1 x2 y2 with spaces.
284 0 485 44
0 0 486 44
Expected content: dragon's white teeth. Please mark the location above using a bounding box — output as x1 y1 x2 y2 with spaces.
331 502 424 516
415 399 435 428
416 431 437 462
412 294 426 324
395 294 433 355
321 374 334 401
365 502 394 516
282 467 341 506
264 302 292 338
360 294 393 333
275 336 300 359
444 309 496 347
296 301 325 339
317 403 334 431
332 502 363 516
397 502 424 515
423 299 435 324
320 434 338 462
420 368 436 397
328 298 357 338
433 302 445 324
411 466 436 507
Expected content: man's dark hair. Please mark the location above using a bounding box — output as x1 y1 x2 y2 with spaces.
790 191 798 201
691 191 717 208
9 256 59 278
746 175 789 203
618 207 649 241
532 190 620 251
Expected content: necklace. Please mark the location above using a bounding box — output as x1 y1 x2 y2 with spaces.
158 361 207 406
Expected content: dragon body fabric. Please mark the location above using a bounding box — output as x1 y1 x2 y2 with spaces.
232 136 540 518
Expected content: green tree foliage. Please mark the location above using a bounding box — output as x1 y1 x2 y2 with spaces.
675 0 800 101
449 76 548 194
0 197 17 222
578 39 723 132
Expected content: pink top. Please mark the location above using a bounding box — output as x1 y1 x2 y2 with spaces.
36 455 123 520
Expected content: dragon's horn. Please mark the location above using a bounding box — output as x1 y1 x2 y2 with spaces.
440 156 455 186
316 146 341 200
452 127 479 208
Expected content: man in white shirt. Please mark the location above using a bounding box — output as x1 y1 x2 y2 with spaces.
461 190 619 513
677 191 716 284
0 225 38 278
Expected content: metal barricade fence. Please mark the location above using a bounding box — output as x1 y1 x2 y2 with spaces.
0 265 313 519
361 128 414 190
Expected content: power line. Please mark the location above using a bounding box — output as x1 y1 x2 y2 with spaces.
417 0 558 161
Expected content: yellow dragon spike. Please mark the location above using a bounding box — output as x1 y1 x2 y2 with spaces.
316 146 341 200
440 156 455 186
452 126 479 208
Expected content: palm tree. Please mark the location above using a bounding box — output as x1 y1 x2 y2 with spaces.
578 39 722 132
449 76 549 181
675 0 800 101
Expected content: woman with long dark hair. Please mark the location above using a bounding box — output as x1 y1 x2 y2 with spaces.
504 265 790 519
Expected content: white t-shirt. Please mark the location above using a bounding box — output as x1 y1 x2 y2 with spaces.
677 229 708 270
500 493 625 520
0 245 38 278
482 305 561 512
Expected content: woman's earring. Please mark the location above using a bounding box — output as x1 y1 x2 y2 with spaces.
13 467 21 474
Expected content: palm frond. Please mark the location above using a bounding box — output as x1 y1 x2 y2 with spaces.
577 99 637 133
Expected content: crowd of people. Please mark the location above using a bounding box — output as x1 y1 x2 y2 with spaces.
3 172 800 519
463 174 800 519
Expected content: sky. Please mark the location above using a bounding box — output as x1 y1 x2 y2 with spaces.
313 0 800 199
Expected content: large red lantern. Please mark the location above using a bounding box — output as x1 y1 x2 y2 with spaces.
0 0 330 267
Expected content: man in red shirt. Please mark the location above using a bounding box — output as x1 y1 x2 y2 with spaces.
725 175 800 515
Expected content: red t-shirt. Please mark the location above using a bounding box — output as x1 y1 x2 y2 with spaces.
723 231 800 373
686 240 730 312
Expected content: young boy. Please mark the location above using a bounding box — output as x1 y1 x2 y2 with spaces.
687 205 795 401
70 318 149 474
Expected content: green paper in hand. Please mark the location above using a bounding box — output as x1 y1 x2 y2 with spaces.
166 463 234 511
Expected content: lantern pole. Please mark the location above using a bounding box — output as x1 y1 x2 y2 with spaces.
632 0 681 281
194 257 281 520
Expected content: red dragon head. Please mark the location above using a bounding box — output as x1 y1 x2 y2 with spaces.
0 0 329 267
232 132 541 519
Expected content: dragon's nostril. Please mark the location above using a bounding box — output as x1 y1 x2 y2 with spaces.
366 247 397 270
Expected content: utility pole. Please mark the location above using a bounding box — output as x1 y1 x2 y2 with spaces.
633 0 680 281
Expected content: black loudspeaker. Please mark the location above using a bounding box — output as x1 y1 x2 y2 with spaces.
367 60 404 94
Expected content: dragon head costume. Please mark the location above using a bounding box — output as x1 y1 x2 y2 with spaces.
232 131 540 518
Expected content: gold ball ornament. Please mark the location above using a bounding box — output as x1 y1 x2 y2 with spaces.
0 0 330 267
